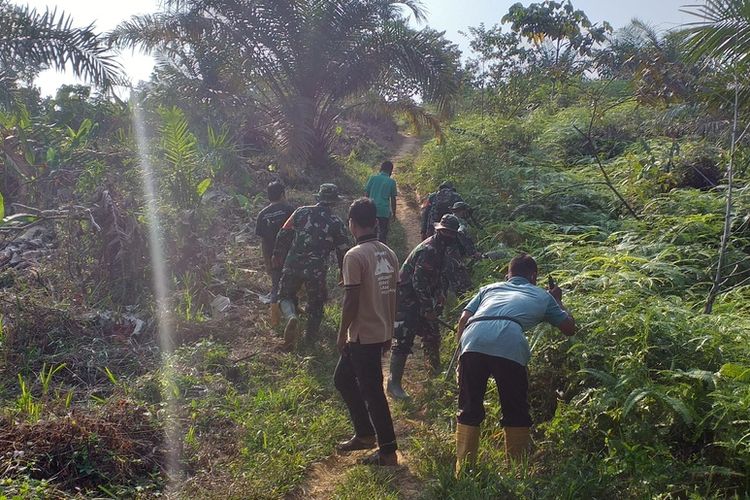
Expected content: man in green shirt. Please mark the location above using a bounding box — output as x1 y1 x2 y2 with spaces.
365 161 397 244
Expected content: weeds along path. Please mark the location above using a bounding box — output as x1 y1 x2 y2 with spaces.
289 134 430 499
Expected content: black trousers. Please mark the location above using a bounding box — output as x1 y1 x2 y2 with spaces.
334 341 397 454
377 217 390 244
457 351 532 427
262 253 282 302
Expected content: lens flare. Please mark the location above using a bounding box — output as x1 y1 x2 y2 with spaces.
132 98 181 484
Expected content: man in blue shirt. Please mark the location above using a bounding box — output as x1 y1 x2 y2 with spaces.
453 253 576 475
364 161 397 244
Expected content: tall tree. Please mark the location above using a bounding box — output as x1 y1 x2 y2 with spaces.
110 0 461 170
501 0 611 100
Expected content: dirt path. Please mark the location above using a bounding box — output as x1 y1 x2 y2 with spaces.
392 134 424 252
289 134 429 500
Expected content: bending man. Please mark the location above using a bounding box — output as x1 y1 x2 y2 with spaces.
454 253 576 474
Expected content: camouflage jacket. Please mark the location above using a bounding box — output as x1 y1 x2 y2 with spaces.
455 216 477 257
420 188 464 235
399 234 457 314
273 204 350 274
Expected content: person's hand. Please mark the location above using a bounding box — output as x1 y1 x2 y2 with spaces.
423 310 438 322
548 284 563 302
271 255 283 269
337 335 347 355
338 272 344 287
382 338 392 356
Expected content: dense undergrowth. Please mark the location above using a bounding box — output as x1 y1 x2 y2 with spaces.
397 101 750 498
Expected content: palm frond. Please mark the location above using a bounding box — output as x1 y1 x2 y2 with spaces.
682 0 750 67
0 3 123 89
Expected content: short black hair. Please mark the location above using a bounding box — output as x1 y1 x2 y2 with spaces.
509 253 538 279
267 181 285 202
348 197 377 228
380 161 394 174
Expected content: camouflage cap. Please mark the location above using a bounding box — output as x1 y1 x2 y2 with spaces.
451 201 470 211
438 181 454 190
434 213 460 232
315 183 341 203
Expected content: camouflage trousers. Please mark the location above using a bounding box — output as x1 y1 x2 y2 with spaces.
392 287 440 361
449 260 472 296
278 266 328 337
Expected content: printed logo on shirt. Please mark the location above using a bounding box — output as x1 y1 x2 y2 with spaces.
375 251 396 295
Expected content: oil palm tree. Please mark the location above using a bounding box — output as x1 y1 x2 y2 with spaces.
0 1 122 109
110 0 460 169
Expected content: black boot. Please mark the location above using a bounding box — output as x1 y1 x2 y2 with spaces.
387 352 409 400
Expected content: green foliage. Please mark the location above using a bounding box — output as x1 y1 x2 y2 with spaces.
408 87 750 495
158 106 209 210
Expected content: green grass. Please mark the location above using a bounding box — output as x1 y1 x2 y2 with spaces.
333 467 401 499
158 325 349 498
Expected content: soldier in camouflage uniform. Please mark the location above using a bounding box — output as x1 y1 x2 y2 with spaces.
387 214 461 400
447 201 483 296
420 181 464 240
272 184 350 349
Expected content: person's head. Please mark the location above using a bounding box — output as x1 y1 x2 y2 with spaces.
348 197 377 237
439 180 455 191
433 213 459 241
267 181 285 202
508 253 538 284
315 183 341 206
451 201 470 218
380 161 394 176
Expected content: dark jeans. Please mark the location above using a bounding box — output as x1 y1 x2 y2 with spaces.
377 217 390 244
457 351 532 427
263 254 283 302
334 341 397 454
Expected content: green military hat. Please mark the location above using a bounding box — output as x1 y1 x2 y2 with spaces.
434 213 460 232
315 183 341 203
451 201 470 211
439 180 454 190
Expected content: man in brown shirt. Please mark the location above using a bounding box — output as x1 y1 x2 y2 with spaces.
334 198 399 465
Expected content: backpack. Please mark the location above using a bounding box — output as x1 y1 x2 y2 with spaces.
430 188 459 225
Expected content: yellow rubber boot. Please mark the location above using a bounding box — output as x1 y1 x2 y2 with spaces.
455 423 480 476
503 426 531 463
270 303 281 327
